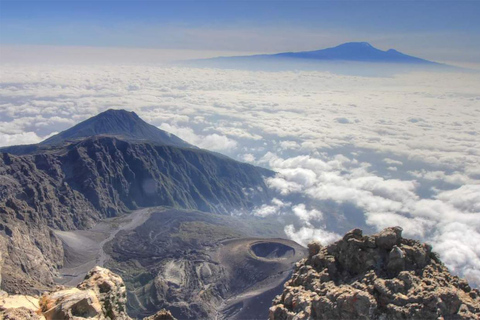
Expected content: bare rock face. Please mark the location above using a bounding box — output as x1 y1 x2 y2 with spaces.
270 227 480 320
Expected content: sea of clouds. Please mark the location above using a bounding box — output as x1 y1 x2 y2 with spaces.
0 64 479 286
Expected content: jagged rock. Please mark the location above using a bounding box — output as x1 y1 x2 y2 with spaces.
143 309 177 320
77 267 128 319
0 293 44 319
40 266 129 320
375 226 403 250
270 227 480 320
0 307 44 320
307 242 322 257
386 245 405 275
41 288 103 319
0 266 178 320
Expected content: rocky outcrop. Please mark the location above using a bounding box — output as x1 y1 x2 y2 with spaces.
0 266 177 320
270 227 480 320
0 292 43 320
40 267 129 319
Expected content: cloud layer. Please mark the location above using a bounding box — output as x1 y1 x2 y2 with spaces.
0 64 479 286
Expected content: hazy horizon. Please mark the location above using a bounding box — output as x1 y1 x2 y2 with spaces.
1 0 479 64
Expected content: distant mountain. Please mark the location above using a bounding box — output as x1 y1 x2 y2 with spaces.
202 42 441 65
270 42 439 64
182 42 461 75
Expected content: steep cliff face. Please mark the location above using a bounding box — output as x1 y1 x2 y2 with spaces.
1 136 271 230
0 111 273 295
270 227 480 320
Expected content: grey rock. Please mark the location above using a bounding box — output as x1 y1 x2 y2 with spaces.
375 226 403 250
308 242 322 258
270 227 480 320
343 228 363 241
387 245 405 275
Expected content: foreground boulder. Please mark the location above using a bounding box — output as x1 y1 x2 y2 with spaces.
270 227 480 319
40 267 129 320
0 266 176 320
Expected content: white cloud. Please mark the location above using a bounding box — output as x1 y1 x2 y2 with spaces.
292 204 323 226
0 132 42 147
284 225 340 247
0 64 479 287
279 140 300 150
384 158 403 166
240 153 256 163
198 133 238 152
409 170 475 186
159 123 237 152
435 185 480 213
365 212 434 239
430 223 480 287
251 198 290 217
261 152 480 287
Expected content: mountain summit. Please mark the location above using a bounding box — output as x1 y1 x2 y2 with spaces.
270 42 438 64
189 42 445 71
41 109 192 148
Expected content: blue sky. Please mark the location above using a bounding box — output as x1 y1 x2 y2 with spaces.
1 1 479 62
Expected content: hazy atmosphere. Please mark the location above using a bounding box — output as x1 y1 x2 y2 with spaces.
1 0 480 319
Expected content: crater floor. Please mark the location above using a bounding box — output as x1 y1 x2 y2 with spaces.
55 207 307 319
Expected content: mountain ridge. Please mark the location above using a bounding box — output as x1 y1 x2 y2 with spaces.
0 111 274 295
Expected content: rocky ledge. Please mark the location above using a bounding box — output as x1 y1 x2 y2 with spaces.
270 227 480 319
0 266 175 320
